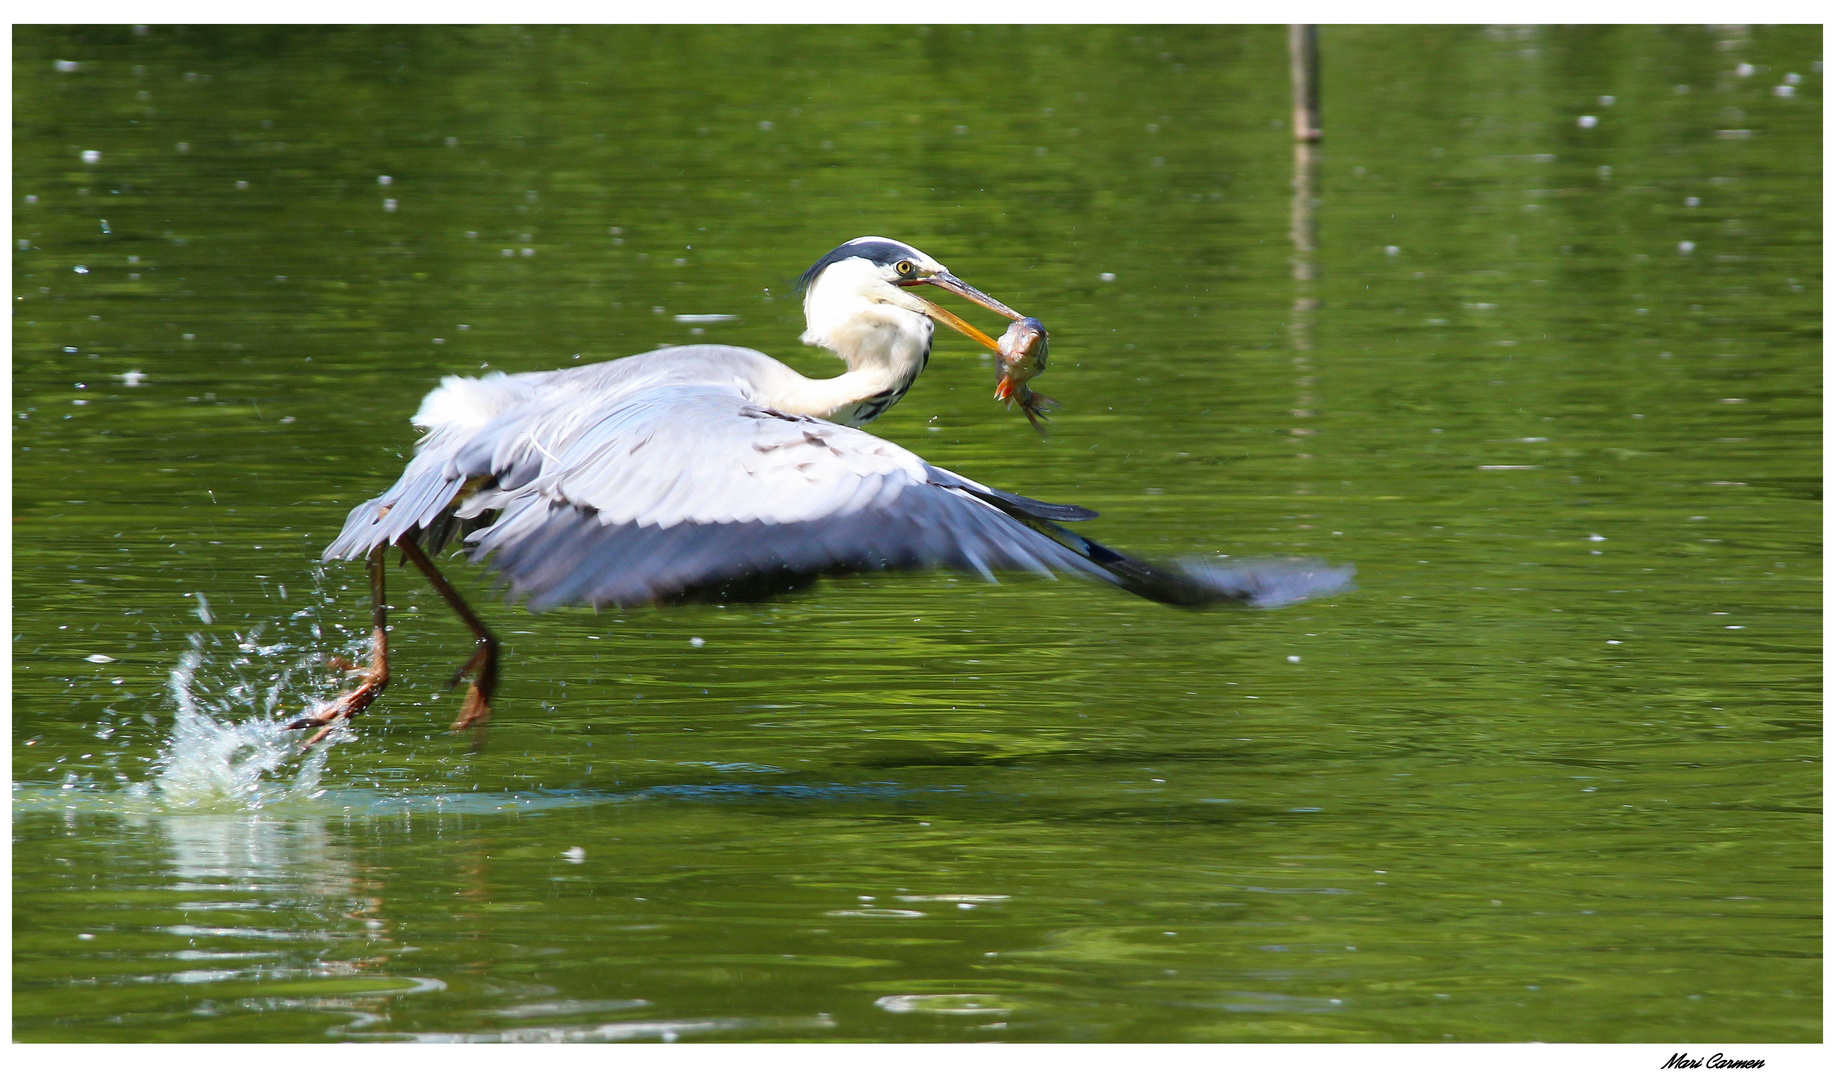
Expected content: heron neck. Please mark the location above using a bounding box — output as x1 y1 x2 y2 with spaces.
778 304 933 424
766 366 918 426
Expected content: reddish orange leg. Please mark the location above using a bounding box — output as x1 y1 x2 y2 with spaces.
289 546 390 745
396 537 499 732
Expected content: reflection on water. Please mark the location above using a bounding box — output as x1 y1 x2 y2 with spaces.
877 993 1016 1016
404 1015 826 1044
13 801 433 1037
161 812 344 886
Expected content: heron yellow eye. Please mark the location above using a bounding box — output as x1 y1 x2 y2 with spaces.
895 260 914 277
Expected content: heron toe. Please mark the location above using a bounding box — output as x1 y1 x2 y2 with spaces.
451 684 492 731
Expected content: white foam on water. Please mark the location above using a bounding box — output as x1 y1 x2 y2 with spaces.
151 630 354 811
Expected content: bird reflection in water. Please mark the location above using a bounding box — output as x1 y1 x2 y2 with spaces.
154 812 427 1036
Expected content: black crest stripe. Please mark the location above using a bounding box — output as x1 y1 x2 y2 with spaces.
797 238 927 292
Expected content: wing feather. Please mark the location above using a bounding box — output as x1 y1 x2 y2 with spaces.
324 374 1355 613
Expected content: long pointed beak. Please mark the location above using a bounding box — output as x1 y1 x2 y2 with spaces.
901 272 1025 353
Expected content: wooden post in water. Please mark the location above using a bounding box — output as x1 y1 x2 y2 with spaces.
1289 24 1322 143
1287 25 1322 460
1287 22 1322 279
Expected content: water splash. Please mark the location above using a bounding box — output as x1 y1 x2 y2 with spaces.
150 628 355 810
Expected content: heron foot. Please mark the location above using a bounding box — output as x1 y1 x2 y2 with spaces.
300 720 339 748
447 641 497 731
446 642 492 689
286 702 351 747
450 683 493 732
288 661 389 744
392 537 497 738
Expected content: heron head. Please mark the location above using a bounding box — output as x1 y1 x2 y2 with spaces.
798 236 1023 355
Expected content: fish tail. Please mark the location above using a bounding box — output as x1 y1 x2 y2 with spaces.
1016 389 1057 436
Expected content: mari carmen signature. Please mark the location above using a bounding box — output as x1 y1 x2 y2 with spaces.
1662 1052 1765 1070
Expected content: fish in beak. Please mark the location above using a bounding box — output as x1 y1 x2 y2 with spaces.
993 316 1056 435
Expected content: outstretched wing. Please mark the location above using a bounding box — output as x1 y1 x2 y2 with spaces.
325 383 1111 609
466 387 1119 609
323 381 1354 611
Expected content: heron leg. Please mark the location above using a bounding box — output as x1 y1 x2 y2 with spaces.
289 546 390 744
396 537 499 732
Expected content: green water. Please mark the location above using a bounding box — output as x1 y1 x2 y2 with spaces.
12 25 1820 1042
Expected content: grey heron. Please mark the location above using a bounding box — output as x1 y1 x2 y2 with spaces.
296 237 1352 741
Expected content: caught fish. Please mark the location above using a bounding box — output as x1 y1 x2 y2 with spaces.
994 316 1057 435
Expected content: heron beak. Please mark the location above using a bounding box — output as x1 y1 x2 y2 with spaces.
900 272 1025 353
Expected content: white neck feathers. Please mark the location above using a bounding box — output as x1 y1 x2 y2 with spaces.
765 258 933 424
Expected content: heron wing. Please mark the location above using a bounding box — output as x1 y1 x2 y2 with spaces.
324 379 1354 612
318 370 547 561
423 383 1102 610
